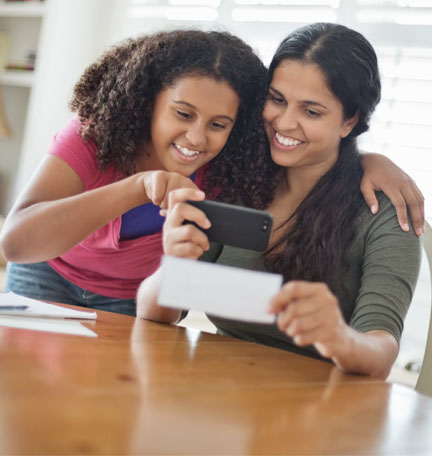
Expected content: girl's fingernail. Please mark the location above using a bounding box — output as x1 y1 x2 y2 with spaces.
370 204 378 214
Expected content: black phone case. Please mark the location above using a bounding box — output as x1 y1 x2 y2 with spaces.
186 200 273 252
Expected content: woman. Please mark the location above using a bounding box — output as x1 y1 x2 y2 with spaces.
1 28 422 317
137 23 422 378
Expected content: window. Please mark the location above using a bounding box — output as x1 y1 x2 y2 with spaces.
126 0 432 215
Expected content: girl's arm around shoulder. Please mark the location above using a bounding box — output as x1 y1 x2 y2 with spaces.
359 152 424 236
136 269 182 324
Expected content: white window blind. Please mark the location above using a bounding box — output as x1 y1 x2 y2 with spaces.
126 0 432 215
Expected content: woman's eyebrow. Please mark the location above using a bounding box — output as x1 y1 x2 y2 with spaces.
269 87 329 110
303 100 329 110
269 87 284 98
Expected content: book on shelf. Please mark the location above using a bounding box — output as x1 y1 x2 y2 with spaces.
0 31 9 72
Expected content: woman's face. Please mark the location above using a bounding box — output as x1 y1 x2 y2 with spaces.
142 75 239 176
262 60 358 173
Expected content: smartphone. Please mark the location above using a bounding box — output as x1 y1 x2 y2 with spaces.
185 200 273 252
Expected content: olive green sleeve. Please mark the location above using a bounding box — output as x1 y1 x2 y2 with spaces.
349 196 422 342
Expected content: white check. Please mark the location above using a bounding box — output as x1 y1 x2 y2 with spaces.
158 256 283 324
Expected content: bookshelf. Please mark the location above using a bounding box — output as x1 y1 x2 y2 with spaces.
0 0 46 214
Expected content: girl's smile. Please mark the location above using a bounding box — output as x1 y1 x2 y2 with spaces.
140 75 240 175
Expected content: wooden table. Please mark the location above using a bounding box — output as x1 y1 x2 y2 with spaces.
1 307 432 455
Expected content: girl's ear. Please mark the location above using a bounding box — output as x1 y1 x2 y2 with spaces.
341 110 359 138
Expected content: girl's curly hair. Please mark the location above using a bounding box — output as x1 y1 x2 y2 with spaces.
70 29 276 207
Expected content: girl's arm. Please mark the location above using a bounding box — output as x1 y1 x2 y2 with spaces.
0 155 197 263
360 153 424 235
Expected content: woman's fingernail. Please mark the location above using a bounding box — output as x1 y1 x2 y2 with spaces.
402 223 410 232
370 204 378 214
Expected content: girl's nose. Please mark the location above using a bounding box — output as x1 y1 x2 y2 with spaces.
186 122 206 148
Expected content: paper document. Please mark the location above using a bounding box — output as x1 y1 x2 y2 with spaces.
158 256 282 324
0 315 97 337
0 293 97 319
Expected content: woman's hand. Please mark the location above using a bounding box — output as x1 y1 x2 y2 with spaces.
268 281 349 360
141 171 199 209
360 153 424 236
162 188 211 259
268 280 399 377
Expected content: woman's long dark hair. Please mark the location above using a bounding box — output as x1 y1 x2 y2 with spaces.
261 23 382 284
70 30 273 206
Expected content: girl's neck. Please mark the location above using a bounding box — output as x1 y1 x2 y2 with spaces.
134 146 163 173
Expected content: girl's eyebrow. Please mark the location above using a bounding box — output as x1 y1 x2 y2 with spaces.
269 87 328 111
173 100 235 123
173 100 195 108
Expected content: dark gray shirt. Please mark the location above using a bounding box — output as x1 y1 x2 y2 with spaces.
197 193 422 361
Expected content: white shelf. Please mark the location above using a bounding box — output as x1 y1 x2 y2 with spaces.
0 69 33 87
0 2 45 18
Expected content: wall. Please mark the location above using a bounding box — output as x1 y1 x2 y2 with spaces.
8 0 127 210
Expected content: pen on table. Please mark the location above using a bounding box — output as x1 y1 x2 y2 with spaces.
0 305 29 311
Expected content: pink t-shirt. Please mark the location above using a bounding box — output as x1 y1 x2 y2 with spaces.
47 118 205 299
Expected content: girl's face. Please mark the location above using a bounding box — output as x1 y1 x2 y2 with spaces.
142 75 239 176
262 60 358 173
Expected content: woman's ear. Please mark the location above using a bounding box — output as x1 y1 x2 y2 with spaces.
341 111 359 138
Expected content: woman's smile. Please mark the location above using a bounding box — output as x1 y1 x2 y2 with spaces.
273 131 305 149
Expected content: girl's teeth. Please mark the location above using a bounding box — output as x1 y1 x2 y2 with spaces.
175 144 200 156
275 132 302 146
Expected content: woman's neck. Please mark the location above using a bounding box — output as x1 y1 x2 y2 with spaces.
266 161 334 239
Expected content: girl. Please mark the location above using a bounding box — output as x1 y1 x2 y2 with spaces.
0 30 268 315
138 23 422 378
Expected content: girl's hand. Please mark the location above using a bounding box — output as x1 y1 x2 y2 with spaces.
268 281 349 360
141 171 198 210
162 188 211 259
360 153 425 236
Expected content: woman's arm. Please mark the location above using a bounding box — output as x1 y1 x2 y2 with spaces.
136 187 210 321
360 152 424 235
268 281 398 378
0 155 197 263
136 269 182 323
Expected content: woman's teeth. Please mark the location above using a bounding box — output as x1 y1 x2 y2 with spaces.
174 144 201 156
275 132 302 147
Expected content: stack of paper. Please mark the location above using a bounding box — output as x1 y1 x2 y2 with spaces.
0 292 97 337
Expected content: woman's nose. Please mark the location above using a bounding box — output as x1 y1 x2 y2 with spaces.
276 107 298 131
